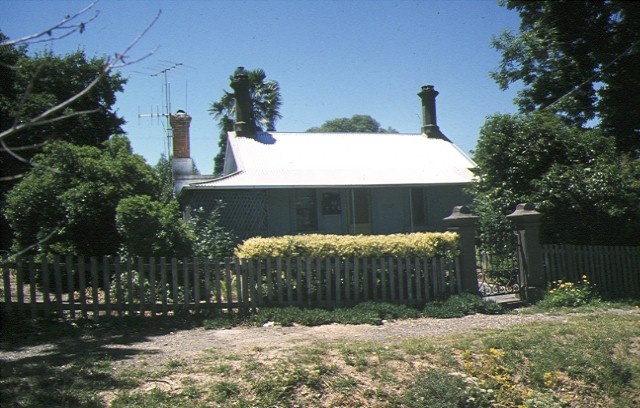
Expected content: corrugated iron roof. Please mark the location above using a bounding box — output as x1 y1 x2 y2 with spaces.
186 132 476 189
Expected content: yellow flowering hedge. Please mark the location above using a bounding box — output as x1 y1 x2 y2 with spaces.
235 232 459 259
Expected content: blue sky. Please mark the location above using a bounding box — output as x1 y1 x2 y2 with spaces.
2 0 522 174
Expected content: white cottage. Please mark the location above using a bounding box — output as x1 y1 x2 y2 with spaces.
172 78 476 241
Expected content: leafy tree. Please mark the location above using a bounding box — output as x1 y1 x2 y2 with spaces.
307 114 398 133
116 197 235 259
0 44 127 182
472 112 640 249
186 205 236 259
4 135 159 257
154 153 175 204
0 32 128 251
209 68 282 174
492 0 640 153
116 195 192 258
0 4 160 256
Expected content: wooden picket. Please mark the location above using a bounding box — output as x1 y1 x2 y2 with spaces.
542 244 640 298
1 254 459 319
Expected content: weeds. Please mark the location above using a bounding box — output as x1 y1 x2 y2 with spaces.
537 275 599 308
3 298 639 407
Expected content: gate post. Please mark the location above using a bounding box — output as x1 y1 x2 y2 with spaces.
507 203 544 300
443 206 479 294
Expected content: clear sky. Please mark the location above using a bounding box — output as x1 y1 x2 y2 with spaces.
2 0 522 174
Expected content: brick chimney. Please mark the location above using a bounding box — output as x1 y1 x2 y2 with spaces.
418 85 449 140
170 109 191 158
170 109 193 180
230 66 257 137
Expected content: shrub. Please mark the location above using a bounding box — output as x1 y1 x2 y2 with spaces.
235 232 459 259
423 293 504 318
537 275 599 308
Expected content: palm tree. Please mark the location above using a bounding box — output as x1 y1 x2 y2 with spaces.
209 68 282 174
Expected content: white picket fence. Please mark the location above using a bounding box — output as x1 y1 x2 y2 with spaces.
1 255 460 318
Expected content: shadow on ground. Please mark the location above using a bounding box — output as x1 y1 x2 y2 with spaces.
0 314 203 407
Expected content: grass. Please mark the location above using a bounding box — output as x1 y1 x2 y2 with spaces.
2 296 639 407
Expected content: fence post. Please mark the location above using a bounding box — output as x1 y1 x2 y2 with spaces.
443 206 479 294
507 203 544 300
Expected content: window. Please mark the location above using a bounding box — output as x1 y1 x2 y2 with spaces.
411 187 428 228
295 190 318 231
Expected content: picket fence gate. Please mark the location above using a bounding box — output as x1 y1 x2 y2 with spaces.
1 255 460 319
542 244 640 298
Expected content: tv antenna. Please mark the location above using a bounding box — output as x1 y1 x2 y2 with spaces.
138 62 184 158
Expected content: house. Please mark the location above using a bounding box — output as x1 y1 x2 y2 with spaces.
172 70 476 241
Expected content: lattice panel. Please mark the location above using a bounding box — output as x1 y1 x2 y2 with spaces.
188 190 268 240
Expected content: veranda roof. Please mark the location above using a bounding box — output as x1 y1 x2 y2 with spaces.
185 132 476 190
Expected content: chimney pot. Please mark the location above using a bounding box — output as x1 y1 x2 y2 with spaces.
231 66 257 137
417 85 449 140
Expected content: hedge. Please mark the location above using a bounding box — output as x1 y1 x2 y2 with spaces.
235 232 459 259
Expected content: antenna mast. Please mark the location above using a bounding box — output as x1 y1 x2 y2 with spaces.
138 62 183 158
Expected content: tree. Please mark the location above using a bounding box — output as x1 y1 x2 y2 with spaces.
209 68 282 174
116 197 235 259
4 135 160 257
154 153 175 203
116 195 192 258
492 0 640 153
0 3 160 255
307 114 398 133
471 112 640 249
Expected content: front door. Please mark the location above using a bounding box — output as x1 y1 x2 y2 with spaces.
348 189 372 234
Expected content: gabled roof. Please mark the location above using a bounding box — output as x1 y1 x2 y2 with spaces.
185 132 476 190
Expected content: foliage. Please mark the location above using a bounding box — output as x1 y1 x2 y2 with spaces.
209 68 282 174
117 198 236 259
4 136 159 257
203 299 499 330
153 154 175 204
492 1 640 153
0 33 127 250
235 232 459 259
537 276 600 309
306 114 398 133
116 196 192 258
423 293 504 319
471 112 640 248
186 205 236 259
0 45 126 176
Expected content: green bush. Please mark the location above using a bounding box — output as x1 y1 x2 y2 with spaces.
423 293 504 318
537 276 600 308
235 232 459 259
202 302 425 329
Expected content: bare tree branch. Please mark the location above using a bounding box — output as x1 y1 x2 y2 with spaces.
0 9 162 142
1 140 60 174
0 229 60 265
1 1 100 47
0 141 48 152
0 174 24 182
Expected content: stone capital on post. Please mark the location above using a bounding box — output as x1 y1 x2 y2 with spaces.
443 206 479 294
506 203 542 226
507 203 544 297
443 205 479 228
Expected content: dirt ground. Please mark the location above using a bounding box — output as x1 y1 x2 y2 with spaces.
3 309 638 372
95 312 577 370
